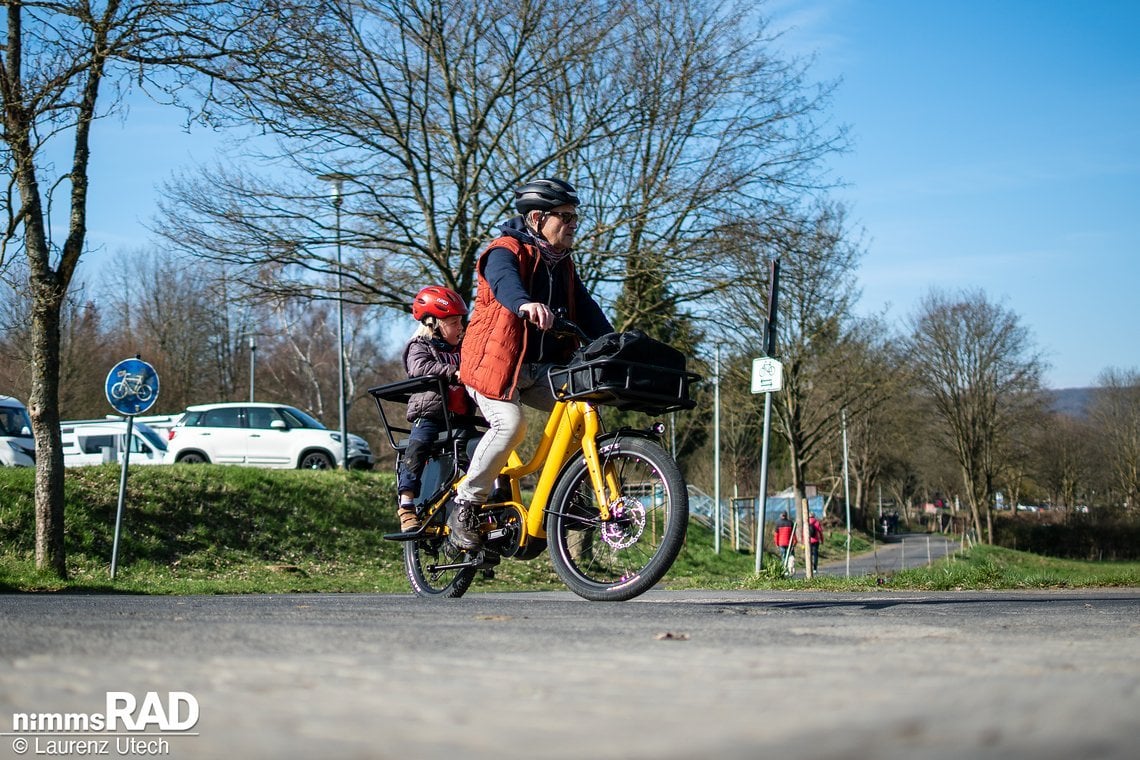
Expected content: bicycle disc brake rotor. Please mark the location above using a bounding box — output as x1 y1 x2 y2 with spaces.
600 496 646 549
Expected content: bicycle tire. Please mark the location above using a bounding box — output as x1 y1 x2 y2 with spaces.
546 435 688 601
404 533 476 599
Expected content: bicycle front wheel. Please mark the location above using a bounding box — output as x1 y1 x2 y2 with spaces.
546 435 688 601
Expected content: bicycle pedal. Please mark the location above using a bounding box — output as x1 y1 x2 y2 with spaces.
474 550 501 570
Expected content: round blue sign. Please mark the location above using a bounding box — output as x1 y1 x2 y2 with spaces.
105 358 160 416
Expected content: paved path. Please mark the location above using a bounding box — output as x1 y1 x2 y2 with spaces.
810 532 961 578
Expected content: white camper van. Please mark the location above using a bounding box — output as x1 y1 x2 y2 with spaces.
0 395 35 467
60 419 169 467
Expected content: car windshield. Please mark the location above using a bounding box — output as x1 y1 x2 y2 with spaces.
0 405 32 437
278 407 327 430
136 424 168 452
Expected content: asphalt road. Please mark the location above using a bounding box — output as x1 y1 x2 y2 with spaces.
3 587 1138 760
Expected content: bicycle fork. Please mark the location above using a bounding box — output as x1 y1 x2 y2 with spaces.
579 406 619 521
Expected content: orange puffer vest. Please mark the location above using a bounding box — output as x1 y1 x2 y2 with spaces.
459 235 577 400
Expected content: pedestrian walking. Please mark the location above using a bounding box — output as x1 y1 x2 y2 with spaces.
807 511 824 572
773 511 796 575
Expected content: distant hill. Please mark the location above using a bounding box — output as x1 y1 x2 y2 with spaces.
1048 387 1097 418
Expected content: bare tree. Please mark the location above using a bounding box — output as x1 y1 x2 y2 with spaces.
0 266 36 396
0 0 298 576
153 0 842 328
99 250 251 412
1031 411 1095 510
830 321 916 525
0 265 117 418
57 295 113 419
154 0 627 308
905 289 1047 543
577 0 841 334
97 248 402 443
255 296 397 429
1090 367 1140 511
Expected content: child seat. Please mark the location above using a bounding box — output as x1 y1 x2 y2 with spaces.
367 375 484 507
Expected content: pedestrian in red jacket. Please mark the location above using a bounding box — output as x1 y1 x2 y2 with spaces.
807 512 824 572
773 511 796 574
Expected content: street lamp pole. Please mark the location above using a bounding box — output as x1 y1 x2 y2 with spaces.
842 406 852 577
320 173 350 469
249 334 256 402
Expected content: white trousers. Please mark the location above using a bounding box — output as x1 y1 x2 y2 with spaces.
456 363 556 504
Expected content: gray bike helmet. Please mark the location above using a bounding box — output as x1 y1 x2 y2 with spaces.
514 178 580 213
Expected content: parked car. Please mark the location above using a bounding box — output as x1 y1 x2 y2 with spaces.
0 395 35 467
60 419 168 467
164 402 374 470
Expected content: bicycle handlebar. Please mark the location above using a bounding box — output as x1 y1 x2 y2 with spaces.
550 316 591 342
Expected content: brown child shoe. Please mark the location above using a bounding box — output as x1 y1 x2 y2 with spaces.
397 506 420 532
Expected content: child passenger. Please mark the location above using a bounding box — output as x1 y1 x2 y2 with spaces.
396 286 472 532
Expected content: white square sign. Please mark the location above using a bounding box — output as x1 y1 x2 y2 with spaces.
750 357 784 394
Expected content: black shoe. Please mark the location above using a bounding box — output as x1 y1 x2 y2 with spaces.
446 498 483 551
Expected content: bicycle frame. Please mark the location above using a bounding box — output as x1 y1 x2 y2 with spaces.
492 397 617 541
370 374 627 548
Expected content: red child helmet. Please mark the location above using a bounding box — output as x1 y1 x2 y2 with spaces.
411 286 468 321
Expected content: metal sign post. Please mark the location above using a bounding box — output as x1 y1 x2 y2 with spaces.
752 258 781 574
105 357 160 579
713 345 721 554
751 357 784 574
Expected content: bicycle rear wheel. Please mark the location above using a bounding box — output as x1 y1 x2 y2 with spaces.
405 532 476 598
546 435 688 601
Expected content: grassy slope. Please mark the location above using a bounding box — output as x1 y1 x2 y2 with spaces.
1 466 1137 593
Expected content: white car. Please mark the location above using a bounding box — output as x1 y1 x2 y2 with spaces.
0 395 35 467
165 402 374 470
60 419 168 467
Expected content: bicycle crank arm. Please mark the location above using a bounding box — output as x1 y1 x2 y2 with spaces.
429 550 500 572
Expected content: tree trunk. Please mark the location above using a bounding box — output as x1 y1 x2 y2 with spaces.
786 443 812 578
30 281 67 578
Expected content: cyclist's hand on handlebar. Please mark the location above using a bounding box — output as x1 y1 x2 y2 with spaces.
518 302 554 330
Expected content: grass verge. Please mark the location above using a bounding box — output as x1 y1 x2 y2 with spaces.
2 465 1137 593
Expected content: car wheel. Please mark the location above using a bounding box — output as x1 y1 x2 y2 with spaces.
299 451 334 470
177 452 209 464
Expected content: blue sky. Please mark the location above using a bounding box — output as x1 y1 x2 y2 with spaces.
73 0 1137 390
767 0 1140 388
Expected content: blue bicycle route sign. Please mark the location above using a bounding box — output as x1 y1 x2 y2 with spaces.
105 358 160 416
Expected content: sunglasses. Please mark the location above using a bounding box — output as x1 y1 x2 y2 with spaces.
545 211 579 224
